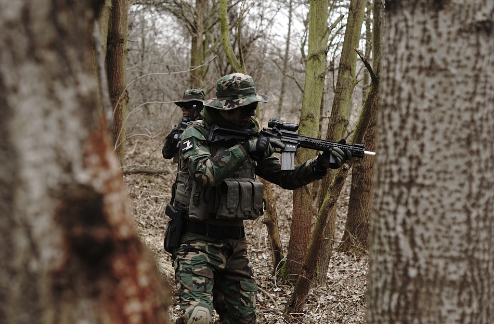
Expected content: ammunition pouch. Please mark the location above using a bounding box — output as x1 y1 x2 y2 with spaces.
216 178 264 220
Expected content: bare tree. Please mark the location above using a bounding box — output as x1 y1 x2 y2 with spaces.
0 1 171 322
368 1 494 323
283 0 331 280
107 0 130 166
314 0 367 285
338 0 382 254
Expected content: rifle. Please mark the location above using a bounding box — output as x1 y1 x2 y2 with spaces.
208 117 375 170
171 115 191 147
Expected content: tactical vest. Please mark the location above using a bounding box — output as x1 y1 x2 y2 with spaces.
173 124 264 222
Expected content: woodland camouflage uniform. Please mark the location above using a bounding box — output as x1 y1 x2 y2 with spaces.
169 73 346 324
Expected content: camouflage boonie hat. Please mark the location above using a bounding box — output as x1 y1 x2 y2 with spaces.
203 73 268 110
174 89 205 105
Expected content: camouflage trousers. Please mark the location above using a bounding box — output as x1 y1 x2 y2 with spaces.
173 233 258 324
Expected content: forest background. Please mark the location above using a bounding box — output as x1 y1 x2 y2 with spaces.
1 1 493 324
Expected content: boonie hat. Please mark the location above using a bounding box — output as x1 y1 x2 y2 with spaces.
204 73 268 110
174 89 205 105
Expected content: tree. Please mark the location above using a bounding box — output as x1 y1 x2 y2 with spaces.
314 0 367 285
0 1 171 322
338 0 383 254
283 0 331 280
107 0 130 166
368 1 494 323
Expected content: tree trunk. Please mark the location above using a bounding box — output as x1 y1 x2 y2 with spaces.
107 0 129 166
314 0 367 286
0 1 171 323
286 54 378 313
189 0 210 89
284 0 329 281
276 0 293 117
368 1 494 323
262 181 285 274
338 0 383 254
219 0 245 74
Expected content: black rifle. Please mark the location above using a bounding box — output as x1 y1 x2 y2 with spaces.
208 117 375 170
171 115 191 148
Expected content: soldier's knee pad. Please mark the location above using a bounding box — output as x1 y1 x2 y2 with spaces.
186 306 211 324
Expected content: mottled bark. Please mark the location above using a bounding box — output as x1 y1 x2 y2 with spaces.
368 1 494 323
0 2 171 323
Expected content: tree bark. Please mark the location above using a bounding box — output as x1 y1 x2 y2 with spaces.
107 0 129 166
219 0 246 74
0 2 171 323
284 0 330 280
314 0 367 286
338 0 383 254
286 53 378 313
368 1 494 323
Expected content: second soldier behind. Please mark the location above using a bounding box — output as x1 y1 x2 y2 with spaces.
162 89 206 162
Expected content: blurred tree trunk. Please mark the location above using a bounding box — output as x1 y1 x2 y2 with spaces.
314 0 367 286
338 0 383 254
0 1 171 323
107 0 129 166
368 1 494 323
284 0 330 280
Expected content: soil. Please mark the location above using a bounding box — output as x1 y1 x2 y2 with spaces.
123 137 368 323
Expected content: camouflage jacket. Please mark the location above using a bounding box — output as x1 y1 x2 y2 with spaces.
179 121 325 194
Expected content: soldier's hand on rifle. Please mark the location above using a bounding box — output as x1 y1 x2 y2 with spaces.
243 136 285 161
315 141 352 170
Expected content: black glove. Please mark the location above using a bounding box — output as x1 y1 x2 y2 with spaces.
166 125 182 146
242 136 285 161
315 141 352 170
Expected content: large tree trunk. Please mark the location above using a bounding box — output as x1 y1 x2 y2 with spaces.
315 0 367 285
107 0 129 166
284 0 330 280
0 1 171 323
338 0 383 254
368 1 494 323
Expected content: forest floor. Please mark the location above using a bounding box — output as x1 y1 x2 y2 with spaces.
123 136 368 324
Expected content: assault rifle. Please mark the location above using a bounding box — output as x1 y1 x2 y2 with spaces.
208 117 375 170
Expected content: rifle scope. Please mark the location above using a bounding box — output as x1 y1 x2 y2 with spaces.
268 118 299 132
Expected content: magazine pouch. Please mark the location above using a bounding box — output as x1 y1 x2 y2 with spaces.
216 178 264 220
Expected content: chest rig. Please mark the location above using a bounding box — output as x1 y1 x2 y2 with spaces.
173 125 264 222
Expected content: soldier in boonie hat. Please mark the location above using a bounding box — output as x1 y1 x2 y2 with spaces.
203 73 268 110
175 89 206 119
162 89 206 161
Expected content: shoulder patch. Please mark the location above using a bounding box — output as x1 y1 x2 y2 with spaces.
181 138 194 152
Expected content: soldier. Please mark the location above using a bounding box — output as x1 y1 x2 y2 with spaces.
162 89 205 161
168 73 351 324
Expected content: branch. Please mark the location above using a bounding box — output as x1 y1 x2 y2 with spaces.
123 168 171 175
354 47 377 83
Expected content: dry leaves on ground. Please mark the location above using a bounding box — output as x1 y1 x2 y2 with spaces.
123 137 368 323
